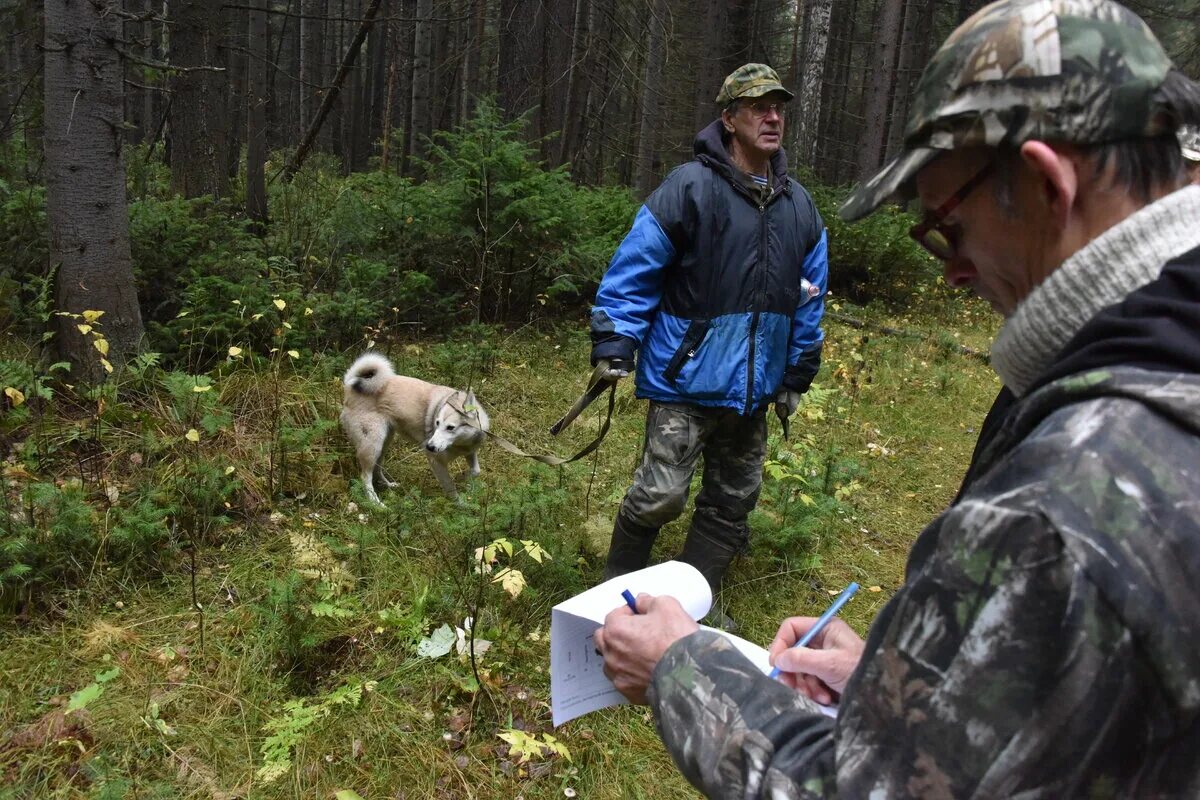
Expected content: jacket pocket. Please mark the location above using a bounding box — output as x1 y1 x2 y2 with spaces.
662 320 711 385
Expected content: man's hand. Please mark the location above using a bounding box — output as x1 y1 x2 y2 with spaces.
593 594 699 705
600 357 635 382
775 389 802 418
768 617 865 705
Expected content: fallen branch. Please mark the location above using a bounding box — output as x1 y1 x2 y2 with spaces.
276 0 384 183
827 311 990 363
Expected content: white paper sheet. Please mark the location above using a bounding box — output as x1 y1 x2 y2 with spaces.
551 561 711 726
551 561 836 725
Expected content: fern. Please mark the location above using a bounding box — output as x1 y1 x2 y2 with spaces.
257 679 377 783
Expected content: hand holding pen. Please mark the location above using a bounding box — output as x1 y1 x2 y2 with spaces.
767 583 866 706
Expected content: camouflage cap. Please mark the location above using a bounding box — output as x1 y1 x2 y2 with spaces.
716 63 794 107
1181 126 1200 162
841 0 1177 222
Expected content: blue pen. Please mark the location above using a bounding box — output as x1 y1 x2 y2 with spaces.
621 589 640 613
768 582 860 680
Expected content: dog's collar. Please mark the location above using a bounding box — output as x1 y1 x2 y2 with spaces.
426 390 480 438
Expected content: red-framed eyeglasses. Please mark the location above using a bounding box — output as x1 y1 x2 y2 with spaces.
908 160 996 260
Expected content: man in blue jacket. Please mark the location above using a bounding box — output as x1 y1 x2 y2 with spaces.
589 63 829 613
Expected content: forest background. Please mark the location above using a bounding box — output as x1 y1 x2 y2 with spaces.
0 0 1197 797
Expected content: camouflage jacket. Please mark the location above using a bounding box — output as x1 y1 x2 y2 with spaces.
648 367 1200 798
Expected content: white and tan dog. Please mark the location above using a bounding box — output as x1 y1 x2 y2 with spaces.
341 353 489 505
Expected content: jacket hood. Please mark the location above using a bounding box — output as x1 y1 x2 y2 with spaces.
693 119 789 185
1031 243 1200 397
959 244 1200 499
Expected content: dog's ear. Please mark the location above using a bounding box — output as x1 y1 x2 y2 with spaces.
463 390 479 417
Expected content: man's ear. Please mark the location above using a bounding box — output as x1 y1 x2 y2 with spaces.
1019 140 1078 229
721 109 735 134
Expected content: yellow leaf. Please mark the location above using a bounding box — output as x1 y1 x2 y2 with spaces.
176 310 189 318
76 324 92 335
4 387 25 406
192 385 212 393
227 346 243 357
224 466 236 475
304 307 313 316
497 730 540 763
93 338 109 356
287 350 300 359
273 298 286 310
185 429 200 443
232 299 242 305
100 358 113 374
492 568 525 598
251 313 263 321
868 585 882 593
81 310 104 323
827 589 839 595
282 321 292 329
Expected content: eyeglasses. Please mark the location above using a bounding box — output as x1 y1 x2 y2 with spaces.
743 100 787 118
908 160 995 260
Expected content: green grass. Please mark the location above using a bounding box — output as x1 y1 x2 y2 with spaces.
0 286 998 799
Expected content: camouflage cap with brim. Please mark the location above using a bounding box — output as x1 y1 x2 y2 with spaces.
840 0 1176 222
716 63 795 107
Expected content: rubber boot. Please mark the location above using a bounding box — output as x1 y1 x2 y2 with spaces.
602 513 660 581
678 510 747 631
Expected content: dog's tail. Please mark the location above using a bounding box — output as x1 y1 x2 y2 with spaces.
343 352 395 396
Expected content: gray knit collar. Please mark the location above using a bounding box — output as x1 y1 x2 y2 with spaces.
991 185 1200 396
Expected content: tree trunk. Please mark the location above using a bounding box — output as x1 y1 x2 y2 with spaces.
815 0 855 182
368 2 388 151
299 0 323 132
169 0 229 199
886 0 932 158
856 0 904 181
281 0 383 180
577 0 613 183
635 0 667 198
396 0 415 175
792 0 832 169
288 0 303 140
462 0 487 120
225 1 246 179
409 0 433 164
497 0 543 125
557 0 589 167
44 0 144 381
247 0 269 224
691 0 726 134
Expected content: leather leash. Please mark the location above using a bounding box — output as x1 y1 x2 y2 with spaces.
458 361 618 467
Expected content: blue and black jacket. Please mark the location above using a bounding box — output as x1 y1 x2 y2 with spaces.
590 120 828 414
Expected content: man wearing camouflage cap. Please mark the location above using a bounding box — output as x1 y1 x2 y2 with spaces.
588 63 828 625
595 1 1200 796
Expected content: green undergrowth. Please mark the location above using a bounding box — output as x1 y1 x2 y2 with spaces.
0 287 997 798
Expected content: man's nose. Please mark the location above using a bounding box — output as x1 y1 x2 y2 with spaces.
943 255 977 288
763 106 782 122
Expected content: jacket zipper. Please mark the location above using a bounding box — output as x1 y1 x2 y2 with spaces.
746 196 770 414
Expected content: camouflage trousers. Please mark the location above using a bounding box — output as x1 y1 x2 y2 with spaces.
619 401 769 553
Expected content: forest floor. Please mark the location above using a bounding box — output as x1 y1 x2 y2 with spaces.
0 287 999 799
